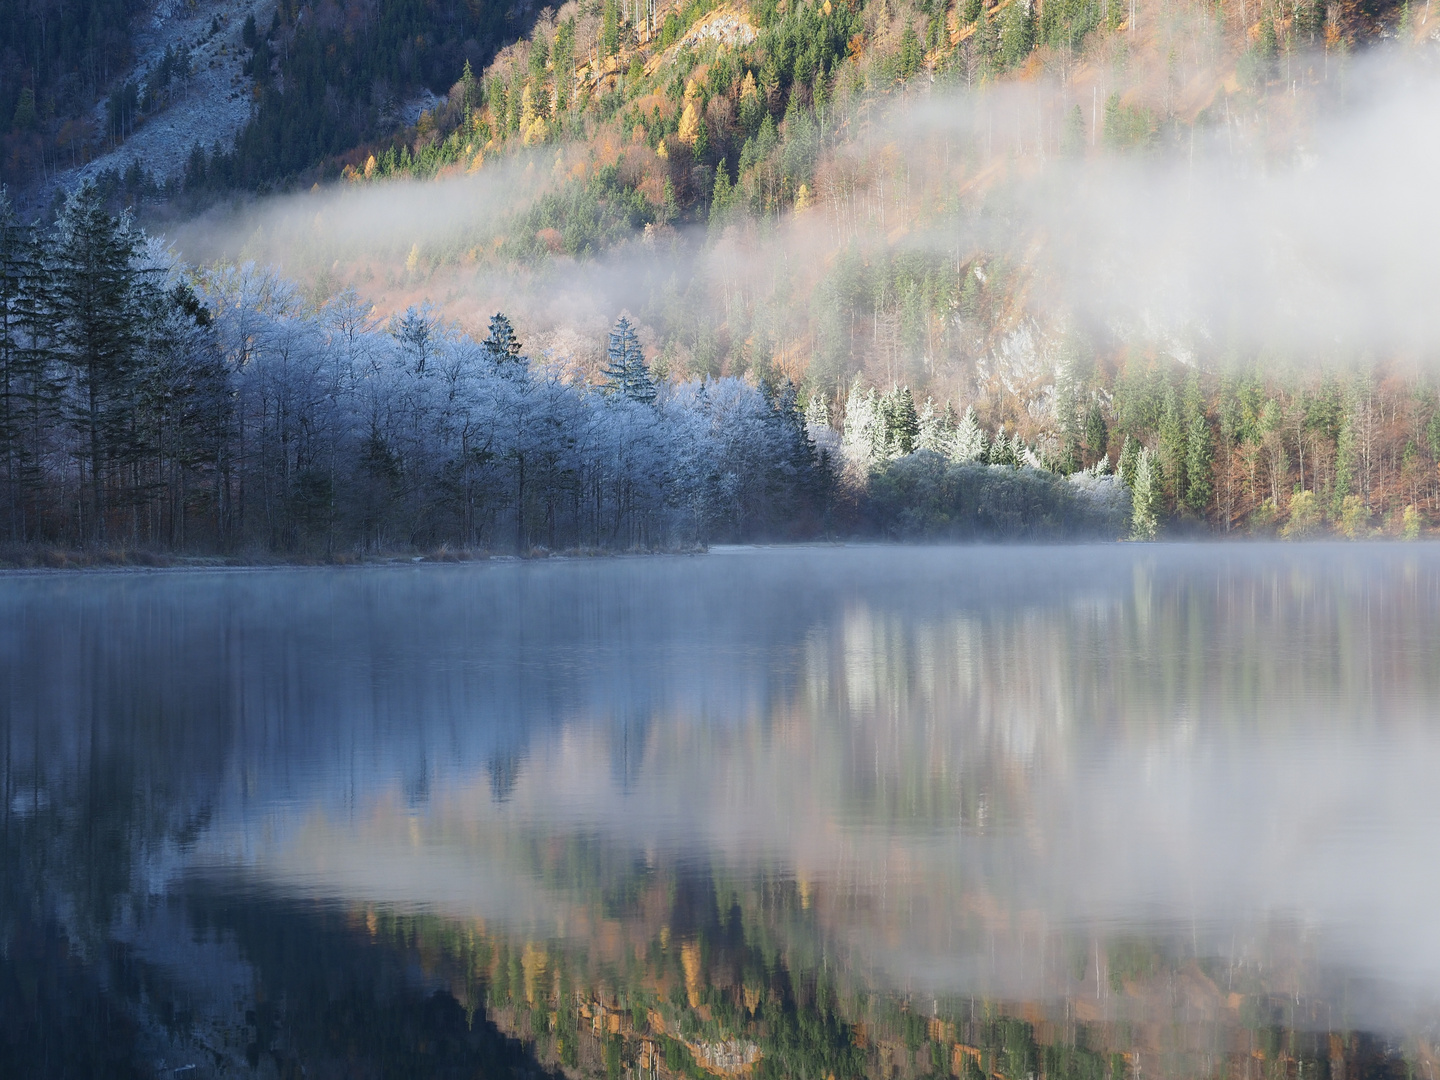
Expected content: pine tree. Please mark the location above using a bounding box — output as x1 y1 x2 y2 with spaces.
952 405 988 463
458 60 479 114
1157 382 1185 510
1131 446 1160 539
1084 401 1108 467
50 183 156 544
990 428 1018 467
1184 409 1213 516
916 396 952 455
482 312 526 374
603 316 656 403
0 190 32 539
803 393 831 430
709 162 734 232
999 0 1036 69
884 385 920 456
1118 432 1139 489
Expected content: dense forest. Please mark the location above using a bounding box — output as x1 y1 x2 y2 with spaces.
0 0 149 185
6 0 1436 551
0 183 1126 555
184 0 1440 545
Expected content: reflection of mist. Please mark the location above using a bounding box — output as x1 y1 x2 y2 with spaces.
8 546 1440 1027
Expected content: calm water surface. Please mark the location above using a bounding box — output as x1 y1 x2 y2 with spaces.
4 544 1440 1079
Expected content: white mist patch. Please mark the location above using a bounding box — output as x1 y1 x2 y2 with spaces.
163 48 1440 372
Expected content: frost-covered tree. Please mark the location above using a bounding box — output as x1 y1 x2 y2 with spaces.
1131 446 1161 540
951 406 988 464
482 312 526 375
390 304 438 375
842 380 884 467
916 397 957 457
882 385 920 457
602 316 656 404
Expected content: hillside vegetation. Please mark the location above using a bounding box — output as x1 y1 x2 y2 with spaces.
7 0 1440 551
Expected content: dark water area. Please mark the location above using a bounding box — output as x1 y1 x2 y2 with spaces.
4 544 1440 1079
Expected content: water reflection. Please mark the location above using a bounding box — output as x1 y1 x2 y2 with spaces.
3 545 1440 1078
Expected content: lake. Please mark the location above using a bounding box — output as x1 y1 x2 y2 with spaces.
4 544 1439 1079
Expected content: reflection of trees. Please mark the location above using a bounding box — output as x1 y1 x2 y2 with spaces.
351 853 1424 1080
6 549 1440 1075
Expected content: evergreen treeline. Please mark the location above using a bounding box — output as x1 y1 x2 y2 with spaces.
0 0 148 187
0 183 830 552
187 0 520 192
0 183 1133 554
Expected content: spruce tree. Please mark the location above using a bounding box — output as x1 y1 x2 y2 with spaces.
885 385 920 456
1084 401 1108 466
482 312 526 374
1157 382 1185 510
952 405 988 463
1131 446 1160 539
603 316 656 404
1118 432 1139 489
0 190 33 539
999 0 1036 69
1184 410 1213 516
50 183 155 544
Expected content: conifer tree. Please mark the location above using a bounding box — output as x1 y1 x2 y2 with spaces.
884 386 920 456
1084 401 1108 466
603 316 656 404
999 0 1036 69
482 312 526 374
50 183 156 543
803 393 831 430
1131 446 1160 539
1118 432 1139 489
1184 410 1213 516
0 190 34 539
1157 382 1185 509
952 405 988 463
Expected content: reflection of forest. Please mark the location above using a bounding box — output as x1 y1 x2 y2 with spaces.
291 860 1425 1080
4 547 1440 1076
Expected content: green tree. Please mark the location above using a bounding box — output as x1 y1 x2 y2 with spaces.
1157 382 1184 511
1184 410 1213 516
1118 432 1139 489
1130 446 1160 539
898 22 923 80
482 312 526 374
999 0 1036 68
602 0 621 58
1084 401 1108 466
883 385 920 456
1281 489 1320 538
50 183 155 544
602 316 656 403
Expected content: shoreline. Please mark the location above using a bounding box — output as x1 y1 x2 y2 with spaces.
0 544 714 574
3 535 1433 574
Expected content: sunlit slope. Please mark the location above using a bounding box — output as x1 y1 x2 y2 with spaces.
223 0 1427 383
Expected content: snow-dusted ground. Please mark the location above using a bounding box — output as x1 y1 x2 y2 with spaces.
56 0 274 192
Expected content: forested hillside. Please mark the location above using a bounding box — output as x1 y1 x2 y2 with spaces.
0 185 1128 555
6 0 1439 553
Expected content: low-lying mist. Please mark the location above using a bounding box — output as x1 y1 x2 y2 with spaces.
165 45 1440 393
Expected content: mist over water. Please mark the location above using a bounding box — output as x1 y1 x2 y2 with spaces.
7 544 1440 1070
